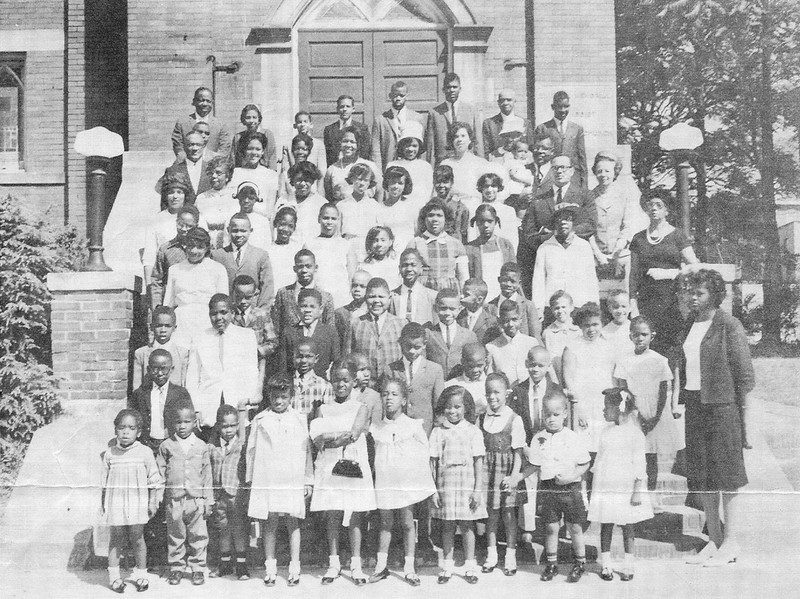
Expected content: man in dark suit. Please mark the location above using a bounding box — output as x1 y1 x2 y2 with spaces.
425 73 483 165
129 349 194 453
533 91 588 188
162 131 212 202
171 87 231 161
211 213 275 309
509 346 563 443
323 94 372 167
370 81 429 172
518 154 597 297
482 89 533 159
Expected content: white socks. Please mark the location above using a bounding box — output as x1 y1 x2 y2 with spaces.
505 547 517 570
404 555 415 575
464 559 478 573
288 560 301 577
485 545 498 566
107 566 120 583
350 556 363 573
132 567 147 580
329 555 341 570
600 551 612 568
442 558 455 574
264 558 277 576
375 552 388 572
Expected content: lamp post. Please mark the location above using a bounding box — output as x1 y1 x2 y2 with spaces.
659 122 704 238
74 127 125 271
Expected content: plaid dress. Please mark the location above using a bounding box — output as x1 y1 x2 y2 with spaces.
407 233 465 292
429 420 487 521
481 408 527 510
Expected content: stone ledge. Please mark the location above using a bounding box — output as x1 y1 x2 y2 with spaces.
47 271 142 293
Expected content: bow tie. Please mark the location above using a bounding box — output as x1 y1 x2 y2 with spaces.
486 412 502 417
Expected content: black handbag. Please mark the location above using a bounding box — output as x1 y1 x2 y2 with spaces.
331 444 363 479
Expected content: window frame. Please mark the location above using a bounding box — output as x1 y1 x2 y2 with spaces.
0 52 26 171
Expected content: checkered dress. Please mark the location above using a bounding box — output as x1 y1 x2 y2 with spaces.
430 421 487 521
481 412 527 510
408 233 465 292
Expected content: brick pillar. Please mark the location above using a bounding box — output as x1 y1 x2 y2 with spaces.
47 272 141 403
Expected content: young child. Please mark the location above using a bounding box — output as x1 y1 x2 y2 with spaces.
614 316 681 495
542 290 581 380
457 277 501 344
510 346 563 444
389 247 437 325
384 322 445 435
156 402 213 586
588 388 653 581
290 337 334 417
407 199 469 292
424 288 478 379
334 270 370 347
207 404 249 580
246 375 314 586
272 249 335 339
305 203 353 306
347 351 383 425
338 163 380 243
486 299 539 388
562 302 616 452
309 360 376 585
488 261 542 341
267 206 304 290
431 164 469 244
466 205 516 302
445 342 489 416
102 409 163 593
602 289 634 360
229 181 271 250
377 165 418 250
231 274 278 393
279 288 340 377
369 376 436 586
278 161 326 243
505 139 535 199
133 306 188 389
357 225 400 290
480 373 526 576
512 392 591 583
429 386 486 584
279 133 325 197
348 277 405 377
474 173 518 251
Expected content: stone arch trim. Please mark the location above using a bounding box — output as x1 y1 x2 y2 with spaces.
270 0 476 27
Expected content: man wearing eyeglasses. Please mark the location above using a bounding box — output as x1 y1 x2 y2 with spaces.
518 155 597 297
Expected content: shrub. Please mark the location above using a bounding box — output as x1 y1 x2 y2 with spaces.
0 194 86 454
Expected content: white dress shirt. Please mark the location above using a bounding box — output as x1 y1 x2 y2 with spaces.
185 157 204 193
150 381 169 440
402 355 423 386
397 282 424 321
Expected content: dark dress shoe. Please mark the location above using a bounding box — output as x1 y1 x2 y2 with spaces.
540 563 558 581
132 578 149 592
110 579 126 593
369 568 390 584
235 561 250 580
213 559 233 578
464 572 479 584
566 562 585 583
503 567 517 576
321 569 340 585
620 571 634 581
404 573 421 587
600 567 614 581
168 570 183 585
437 572 451 584
263 575 276 587
287 574 300 586
191 571 205 586
481 563 496 573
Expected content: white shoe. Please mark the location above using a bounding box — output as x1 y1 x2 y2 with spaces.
703 542 739 567
686 542 717 564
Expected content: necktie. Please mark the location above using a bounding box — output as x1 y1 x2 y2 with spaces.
374 316 380 338
234 311 245 327
235 248 242 266
534 166 541 186
406 288 413 321
304 325 312 337
218 333 224 365
450 103 456 124
445 325 451 348
407 363 413 385
556 187 563 204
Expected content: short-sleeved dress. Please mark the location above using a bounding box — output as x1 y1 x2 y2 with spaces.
587 422 654 525
377 198 423 251
358 255 401 290
387 158 433 207
267 238 304 291
246 408 312 520
480 406 527 510
406 233 466 292
615 349 683 455
629 228 692 353
371 414 436 510
101 441 163 526
565 335 616 451
429 419 487 521
310 400 376 524
305 235 353 306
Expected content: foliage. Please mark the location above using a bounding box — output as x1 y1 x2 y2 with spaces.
0 194 86 457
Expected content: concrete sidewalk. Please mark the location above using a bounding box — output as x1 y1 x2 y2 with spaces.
1 398 797 597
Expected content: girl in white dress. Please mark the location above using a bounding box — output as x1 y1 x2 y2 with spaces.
562 302 616 452
614 316 682 494
369 376 435 586
246 375 314 587
267 206 304 291
356 225 401 290
588 388 653 582
304 203 354 306
310 361 376 586
376 166 422 250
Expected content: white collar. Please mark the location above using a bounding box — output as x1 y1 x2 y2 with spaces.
553 182 570 197
423 231 449 244
339 118 353 129
152 381 170 395
193 112 209 123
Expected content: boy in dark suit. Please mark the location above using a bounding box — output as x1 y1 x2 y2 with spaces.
487 262 542 341
425 73 483 165
457 278 500 344
279 288 340 378
389 248 437 325
272 249 335 340
424 288 478 379
323 94 372 166
510 346 562 443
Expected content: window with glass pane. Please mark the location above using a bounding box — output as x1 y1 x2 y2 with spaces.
0 54 24 171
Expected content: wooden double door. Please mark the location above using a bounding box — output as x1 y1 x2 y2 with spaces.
299 29 448 128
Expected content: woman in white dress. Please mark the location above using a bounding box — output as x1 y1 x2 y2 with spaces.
310 362 376 585
229 131 279 217
441 122 507 205
195 155 238 249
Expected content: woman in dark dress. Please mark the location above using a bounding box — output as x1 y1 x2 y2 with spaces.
629 194 699 354
678 269 754 567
